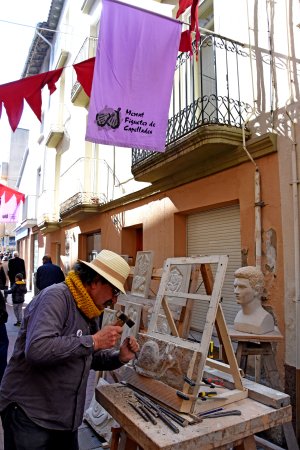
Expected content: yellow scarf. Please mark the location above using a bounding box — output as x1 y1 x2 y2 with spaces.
65 271 102 319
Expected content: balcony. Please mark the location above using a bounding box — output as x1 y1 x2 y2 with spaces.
45 125 64 148
37 190 60 234
132 33 254 185
59 157 124 223
71 37 97 107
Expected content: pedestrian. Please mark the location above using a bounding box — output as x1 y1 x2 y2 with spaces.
8 251 26 287
35 255 65 291
0 249 139 450
0 290 8 383
0 262 7 294
4 273 27 326
1 257 10 299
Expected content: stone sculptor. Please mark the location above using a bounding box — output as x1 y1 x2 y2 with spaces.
233 266 275 334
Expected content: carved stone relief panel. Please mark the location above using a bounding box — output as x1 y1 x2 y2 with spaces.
135 333 201 393
102 308 118 328
131 251 154 298
155 264 192 333
121 302 142 342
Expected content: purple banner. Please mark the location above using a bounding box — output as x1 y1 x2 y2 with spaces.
86 0 181 152
0 195 22 223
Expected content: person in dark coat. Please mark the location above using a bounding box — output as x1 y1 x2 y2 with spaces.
8 251 26 287
0 291 8 383
0 263 7 293
5 273 27 326
0 249 138 450
36 255 65 291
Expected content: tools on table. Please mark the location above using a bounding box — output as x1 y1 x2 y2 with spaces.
197 408 241 418
121 384 189 433
176 388 219 401
198 391 218 399
120 380 240 434
184 374 223 389
203 377 224 387
200 409 242 418
128 402 150 422
133 391 183 433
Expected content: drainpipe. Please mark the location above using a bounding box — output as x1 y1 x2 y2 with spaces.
242 0 262 269
284 0 300 302
286 111 300 302
242 119 262 269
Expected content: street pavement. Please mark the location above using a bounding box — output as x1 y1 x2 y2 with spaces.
0 291 105 450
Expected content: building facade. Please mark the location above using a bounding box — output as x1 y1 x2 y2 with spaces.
13 0 300 437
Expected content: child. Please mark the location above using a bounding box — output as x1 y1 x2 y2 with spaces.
5 273 27 326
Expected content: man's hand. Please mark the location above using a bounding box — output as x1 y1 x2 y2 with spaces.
119 336 139 364
92 325 123 351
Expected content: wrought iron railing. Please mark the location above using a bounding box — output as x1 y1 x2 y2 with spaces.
60 192 107 216
71 37 98 97
132 33 253 166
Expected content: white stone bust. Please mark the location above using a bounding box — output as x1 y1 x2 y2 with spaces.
233 266 274 334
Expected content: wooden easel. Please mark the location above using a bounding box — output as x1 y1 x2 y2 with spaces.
123 255 247 414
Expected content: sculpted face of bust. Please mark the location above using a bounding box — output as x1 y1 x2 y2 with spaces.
234 277 255 306
234 265 264 308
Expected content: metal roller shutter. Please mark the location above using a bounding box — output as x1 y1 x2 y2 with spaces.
187 204 241 331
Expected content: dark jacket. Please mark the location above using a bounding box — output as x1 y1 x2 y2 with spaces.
0 283 123 431
0 268 6 290
0 291 8 325
8 257 26 285
36 262 65 291
6 281 27 304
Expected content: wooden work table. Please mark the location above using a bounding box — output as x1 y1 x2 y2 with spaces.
95 383 292 450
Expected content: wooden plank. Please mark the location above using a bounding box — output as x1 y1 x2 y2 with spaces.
166 255 228 265
145 332 200 350
215 305 244 390
191 256 229 410
206 358 244 377
200 263 229 364
254 435 286 450
282 422 300 450
195 389 248 414
163 291 211 301
120 366 193 413
161 297 179 337
96 384 292 450
118 293 155 308
203 367 291 409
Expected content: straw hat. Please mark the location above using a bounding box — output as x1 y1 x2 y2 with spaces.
80 249 130 293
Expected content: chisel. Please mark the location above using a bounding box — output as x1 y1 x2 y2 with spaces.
128 402 149 422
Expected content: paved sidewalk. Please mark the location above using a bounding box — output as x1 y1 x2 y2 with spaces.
0 291 105 450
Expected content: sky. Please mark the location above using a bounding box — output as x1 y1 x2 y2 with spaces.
0 1 52 84
0 1 52 156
